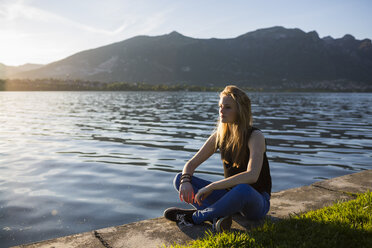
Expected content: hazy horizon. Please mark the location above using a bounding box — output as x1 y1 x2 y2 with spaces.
1 0 371 66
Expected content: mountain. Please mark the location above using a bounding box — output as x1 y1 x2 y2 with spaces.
6 27 372 88
0 63 44 78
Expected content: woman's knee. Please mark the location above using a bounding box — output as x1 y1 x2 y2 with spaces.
173 172 182 191
231 184 258 198
233 184 253 192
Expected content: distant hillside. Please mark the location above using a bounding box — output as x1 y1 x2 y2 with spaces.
0 63 44 78
5 26 372 89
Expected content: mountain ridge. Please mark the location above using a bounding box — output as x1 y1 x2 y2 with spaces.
3 26 372 88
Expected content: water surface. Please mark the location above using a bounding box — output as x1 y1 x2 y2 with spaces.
0 91 371 247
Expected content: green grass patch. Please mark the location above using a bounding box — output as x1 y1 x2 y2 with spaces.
167 191 372 248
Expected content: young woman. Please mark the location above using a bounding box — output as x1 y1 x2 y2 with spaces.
164 85 272 232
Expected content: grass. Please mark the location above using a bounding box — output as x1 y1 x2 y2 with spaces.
166 191 372 248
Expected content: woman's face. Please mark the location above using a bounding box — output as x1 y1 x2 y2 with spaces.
219 95 238 123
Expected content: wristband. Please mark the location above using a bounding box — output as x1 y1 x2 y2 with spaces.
180 179 191 185
181 173 191 179
181 174 191 181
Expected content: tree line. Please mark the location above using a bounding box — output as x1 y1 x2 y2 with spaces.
1 78 370 92
0 79 228 92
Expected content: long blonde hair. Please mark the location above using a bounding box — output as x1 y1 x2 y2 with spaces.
216 85 253 168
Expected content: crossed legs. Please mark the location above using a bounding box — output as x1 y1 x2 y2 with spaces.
173 172 270 224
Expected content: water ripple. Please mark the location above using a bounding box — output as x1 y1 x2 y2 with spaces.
0 91 371 247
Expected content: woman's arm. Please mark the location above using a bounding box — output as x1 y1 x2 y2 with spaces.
194 130 266 205
182 132 217 176
179 132 217 203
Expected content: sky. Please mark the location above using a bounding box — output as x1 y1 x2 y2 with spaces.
1 0 371 66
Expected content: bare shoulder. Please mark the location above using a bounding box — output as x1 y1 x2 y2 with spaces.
209 131 217 141
204 131 217 147
248 129 266 151
211 131 217 138
251 129 265 140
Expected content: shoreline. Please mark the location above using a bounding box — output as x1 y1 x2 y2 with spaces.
13 169 371 248
1 79 371 92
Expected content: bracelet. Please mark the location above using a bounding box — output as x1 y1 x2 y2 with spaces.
181 173 191 180
180 179 191 185
180 173 192 184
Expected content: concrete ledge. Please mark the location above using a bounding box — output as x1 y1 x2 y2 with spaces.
269 184 351 218
313 170 372 194
15 231 105 248
13 170 372 248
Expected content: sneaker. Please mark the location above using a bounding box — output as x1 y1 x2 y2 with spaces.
163 207 196 227
215 215 232 232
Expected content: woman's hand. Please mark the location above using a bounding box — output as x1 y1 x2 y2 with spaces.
194 185 213 206
179 182 195 204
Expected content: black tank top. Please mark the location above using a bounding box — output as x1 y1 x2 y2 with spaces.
221 127 272 195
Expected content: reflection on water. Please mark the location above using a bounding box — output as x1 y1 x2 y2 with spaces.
0 91 371 246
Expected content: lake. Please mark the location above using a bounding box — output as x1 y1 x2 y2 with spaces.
0 91 371 247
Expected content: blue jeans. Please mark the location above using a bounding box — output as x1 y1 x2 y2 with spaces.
174 172 270 224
